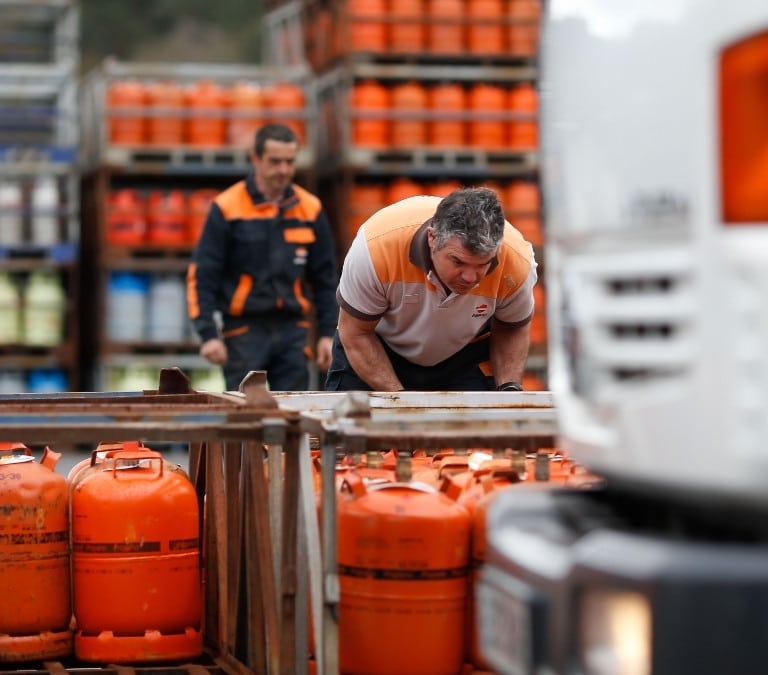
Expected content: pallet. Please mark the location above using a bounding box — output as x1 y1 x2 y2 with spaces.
0 241 77 264
335 146 539 176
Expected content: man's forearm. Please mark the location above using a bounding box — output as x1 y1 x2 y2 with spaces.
490 320 531 386
339 331 403 391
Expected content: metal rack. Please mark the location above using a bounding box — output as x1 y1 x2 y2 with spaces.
273 389 558 675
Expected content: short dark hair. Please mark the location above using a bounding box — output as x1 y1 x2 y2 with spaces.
431 187 505 256
254 123 299 156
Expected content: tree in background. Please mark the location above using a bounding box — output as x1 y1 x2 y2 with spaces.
80 0 265 72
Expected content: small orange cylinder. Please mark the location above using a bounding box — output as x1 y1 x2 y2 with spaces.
391 81 428 147
468 83 507 149
145 80 185 146
389 0 425 53
351 80 391 149
107 79 147 145
509 0 542 57
349 182 387 240
467 0 505 55
265 81 307 144
72 445 202 662
508 82 539 150
387 177 424 203
0 444 72 662
228 81 267 147
428 82 466 148
337 476 471 675
346 0 387 52
185 79 229 147
426 0 465 54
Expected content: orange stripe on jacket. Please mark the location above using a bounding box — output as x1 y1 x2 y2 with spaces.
228 274 253 315
186 263 200 319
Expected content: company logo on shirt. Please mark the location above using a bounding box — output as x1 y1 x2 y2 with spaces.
472 303 489 318
294 246 308 265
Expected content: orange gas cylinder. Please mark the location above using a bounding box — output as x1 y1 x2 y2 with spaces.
106 79 147 145
185 79 229 147
467 0 505 55
428 82 466 148
389 0 425 53
351 80 391 149
188 188 218 244
337 474 471 675
0 443 72 662
508 0 542 57
346 0 387 52
506 180 542 246
391 81 428 147
145 80 185 146
426 0 465 54
349 182 387 242
468 82 507 149
387 177 424 203
228 81 267 147
508 82 539 150
266 81 307 143
71 445 202 663
106 189 147 246
146 189 189 245
430 179 462 197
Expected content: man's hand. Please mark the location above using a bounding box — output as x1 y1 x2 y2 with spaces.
315 336 333 372
200 338 227 365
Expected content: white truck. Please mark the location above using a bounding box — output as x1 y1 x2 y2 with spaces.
478 1 768 673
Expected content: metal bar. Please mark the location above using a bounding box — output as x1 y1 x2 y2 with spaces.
320 429 340 675
224 441 243 656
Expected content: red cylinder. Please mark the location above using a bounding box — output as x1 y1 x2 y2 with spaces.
509 0 542 57
0 443 72 662
106 189 147 246
72 445 202 662
188 188 218 244
346 0 387 52
228 81 267 147
146 189 189 245
337 475 471 674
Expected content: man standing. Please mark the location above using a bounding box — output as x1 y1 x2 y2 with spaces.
325 187 537 392
187 123 338 391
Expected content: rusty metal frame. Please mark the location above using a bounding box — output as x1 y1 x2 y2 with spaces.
0 369 304 675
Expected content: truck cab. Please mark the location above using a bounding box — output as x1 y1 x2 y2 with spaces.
478 2 768 673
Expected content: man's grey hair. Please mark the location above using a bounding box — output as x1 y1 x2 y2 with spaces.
430 187 505 256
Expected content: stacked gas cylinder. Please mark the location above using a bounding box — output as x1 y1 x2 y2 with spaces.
312 445 600 674
0 441 203 665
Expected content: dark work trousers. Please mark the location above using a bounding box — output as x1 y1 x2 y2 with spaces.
324 330 495 391
222 315 310 392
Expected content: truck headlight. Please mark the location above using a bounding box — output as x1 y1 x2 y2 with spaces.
579 588 652 675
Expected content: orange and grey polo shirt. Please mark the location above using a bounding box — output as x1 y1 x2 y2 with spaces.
337 195 537 367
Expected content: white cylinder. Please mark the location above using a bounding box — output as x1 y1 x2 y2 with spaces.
107 272 148 341
30 175 60 246
147 274 186 342
0 180 24 246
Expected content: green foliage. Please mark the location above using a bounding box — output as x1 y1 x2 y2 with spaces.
80 0 265 72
